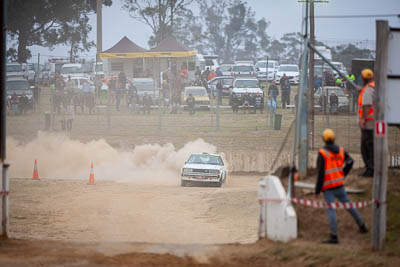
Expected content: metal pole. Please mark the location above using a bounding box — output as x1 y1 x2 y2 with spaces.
158 58 162 130
216 85 220 131
309 1 315 150
1 0 8 238
289 1 309 194
1 0 6 162
372 20 389 251
1 163 9 237
298 0 309 178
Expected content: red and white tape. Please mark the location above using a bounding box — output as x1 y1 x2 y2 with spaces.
259 197 379 209
0 190 9 196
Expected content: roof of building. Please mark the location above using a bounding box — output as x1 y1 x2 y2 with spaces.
102 36 147 53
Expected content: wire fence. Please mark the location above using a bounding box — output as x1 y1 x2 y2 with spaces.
8 83 400 172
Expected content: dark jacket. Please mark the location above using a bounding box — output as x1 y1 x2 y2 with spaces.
315 143 354 195
268 84 279 97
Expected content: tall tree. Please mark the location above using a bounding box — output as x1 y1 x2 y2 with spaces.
7 0 112 63
331 44 374 70
197 0 270 61
123 0 192 47
280 32 302 63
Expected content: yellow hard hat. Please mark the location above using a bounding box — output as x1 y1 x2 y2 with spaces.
322 129 335 142
361 68 374 80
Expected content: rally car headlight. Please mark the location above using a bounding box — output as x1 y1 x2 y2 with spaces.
208 169 220 174
183 168 193 173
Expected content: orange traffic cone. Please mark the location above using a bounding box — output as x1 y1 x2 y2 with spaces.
88 162 95 185
32 159 39 180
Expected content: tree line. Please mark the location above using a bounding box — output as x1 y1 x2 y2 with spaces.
7 0 374 70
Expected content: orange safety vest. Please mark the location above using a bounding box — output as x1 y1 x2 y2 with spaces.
358 81 375 121
319 147 345 191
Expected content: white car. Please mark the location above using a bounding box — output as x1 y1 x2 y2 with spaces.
275 64 300 84
220 64 234 76
231 63 257 78
231 78 263 100
181 153 227 187
255 60 279 81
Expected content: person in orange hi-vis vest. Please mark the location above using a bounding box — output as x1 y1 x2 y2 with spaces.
315 129 368 244
358 68 375 177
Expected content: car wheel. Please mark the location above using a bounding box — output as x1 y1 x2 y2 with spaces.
181 180 187 187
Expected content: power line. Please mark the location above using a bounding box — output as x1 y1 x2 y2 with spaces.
314 14 400 19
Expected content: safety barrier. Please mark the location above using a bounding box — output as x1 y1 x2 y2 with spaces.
259 197 379 209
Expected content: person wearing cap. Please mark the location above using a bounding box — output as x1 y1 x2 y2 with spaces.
315 129 368 244
358 68 375 177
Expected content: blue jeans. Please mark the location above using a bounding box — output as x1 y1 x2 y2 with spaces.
323 186 364 236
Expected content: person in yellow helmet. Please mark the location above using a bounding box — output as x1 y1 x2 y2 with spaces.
358 68 375 177
315 129 368 244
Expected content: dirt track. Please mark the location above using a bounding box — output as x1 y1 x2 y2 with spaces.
9 175 260 245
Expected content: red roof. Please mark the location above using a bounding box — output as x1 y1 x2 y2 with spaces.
102 36 147 53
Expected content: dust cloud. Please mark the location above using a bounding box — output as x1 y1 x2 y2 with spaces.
7 132 223 185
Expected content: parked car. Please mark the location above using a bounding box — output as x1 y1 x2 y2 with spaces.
255 60 279 81
67 76 95 93
131 78 158 102
6 77 34 112
208 77 233 97
220 64 234 76
181 152 227 187
231 78 263 104
61 63 85 80
231 63 257 78
314 86 349 112
22 63 36 83
275 64 300 84
6 63 25 79
331 61 348 78
182 86 210 110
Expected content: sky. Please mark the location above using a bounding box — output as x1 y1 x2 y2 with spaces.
26 0 400 63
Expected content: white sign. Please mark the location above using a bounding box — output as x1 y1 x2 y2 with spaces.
386 29 400 125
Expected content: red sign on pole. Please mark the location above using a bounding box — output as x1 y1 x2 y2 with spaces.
376 121 386 137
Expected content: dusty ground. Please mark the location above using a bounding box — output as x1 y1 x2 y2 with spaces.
9 175 259 244
1 171 400 266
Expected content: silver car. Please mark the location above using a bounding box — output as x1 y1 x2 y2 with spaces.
314 86 349 112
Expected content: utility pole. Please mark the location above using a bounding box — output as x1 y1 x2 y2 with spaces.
1 0 9 238
298 0 309 178
372 20 389 251
309 1 315 150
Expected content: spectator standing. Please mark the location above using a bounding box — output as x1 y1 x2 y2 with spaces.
358 69 375 177
215 67 223 77
281 79 291 108
315 129 368 244
329 92 338 113
268 80 279 105
142 93 152 115
231 92 239 114
19 92 29 114
253 92 264 114
186 93 195 115
242 92 251 114
65 101 74 131
10 92 19 115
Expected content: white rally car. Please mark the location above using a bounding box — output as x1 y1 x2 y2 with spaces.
181 153 227 187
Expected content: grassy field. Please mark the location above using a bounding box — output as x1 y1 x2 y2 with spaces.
7 84 400 157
